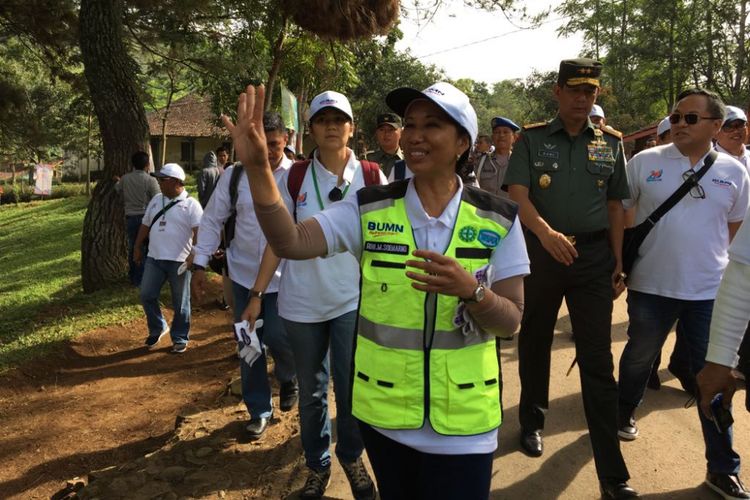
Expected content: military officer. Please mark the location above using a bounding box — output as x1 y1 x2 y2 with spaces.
505 58 637 499
366 112 403 177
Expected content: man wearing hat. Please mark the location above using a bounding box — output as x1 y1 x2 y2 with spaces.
366 112 403 177
505 58 636 499
590 104 606 127
475 116 520 198
716 106 750 172
134 163 203 353
656 116 672 145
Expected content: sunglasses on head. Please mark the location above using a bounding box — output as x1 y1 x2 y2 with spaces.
669 112 721 125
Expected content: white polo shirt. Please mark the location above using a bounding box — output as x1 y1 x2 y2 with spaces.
716 143 750 173
729 208 750 265
142 190 203 262
625 144 750 299
193 159 291 291
315 176 530 455
276 149 388 322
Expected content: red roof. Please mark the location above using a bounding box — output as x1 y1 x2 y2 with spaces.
147 95 228 138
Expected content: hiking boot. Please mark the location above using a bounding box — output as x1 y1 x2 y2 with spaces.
145 327 169 350
279 378 299 412
341 457 376 500
299 467 331 499
705 472 750 499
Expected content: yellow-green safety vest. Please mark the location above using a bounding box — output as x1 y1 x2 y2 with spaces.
352 181 518 435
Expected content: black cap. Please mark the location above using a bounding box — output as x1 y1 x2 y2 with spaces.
376 112 402 128
558 58 603 87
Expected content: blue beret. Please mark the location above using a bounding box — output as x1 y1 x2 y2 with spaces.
491 117 520 132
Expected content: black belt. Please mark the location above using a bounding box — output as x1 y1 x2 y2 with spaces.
563 229 607 246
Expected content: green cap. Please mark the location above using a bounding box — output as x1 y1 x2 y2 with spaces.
558 58 603 87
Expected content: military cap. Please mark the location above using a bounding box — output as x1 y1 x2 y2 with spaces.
376 112 402 128
491 116 520 132
558 58 603 87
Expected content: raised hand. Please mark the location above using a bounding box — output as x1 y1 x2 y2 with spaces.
221 85 270 172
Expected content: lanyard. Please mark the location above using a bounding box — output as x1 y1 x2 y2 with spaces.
311 163 349 210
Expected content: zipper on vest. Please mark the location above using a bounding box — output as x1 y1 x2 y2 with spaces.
422 291 438 425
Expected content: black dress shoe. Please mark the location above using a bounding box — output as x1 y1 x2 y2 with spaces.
705 472 750 499
246 415 272 439
279 378 299 412
520 430 543 457
600 480 639 499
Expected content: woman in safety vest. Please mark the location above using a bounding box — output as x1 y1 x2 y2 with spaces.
240 90 385 500
224 82 529 500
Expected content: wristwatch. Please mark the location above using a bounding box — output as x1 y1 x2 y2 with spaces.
191 264 206 272
249 289 264 300
462 283 486 304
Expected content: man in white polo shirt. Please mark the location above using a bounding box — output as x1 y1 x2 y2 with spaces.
134 163 203 353
716 106 750 172
618 88 750 499
191 112 297 440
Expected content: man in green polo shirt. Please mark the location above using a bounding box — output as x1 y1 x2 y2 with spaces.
505 58 637 500
366 112 403 178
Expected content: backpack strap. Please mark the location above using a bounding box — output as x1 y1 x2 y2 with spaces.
228 162 244 210
360 160 383 186
287 159 312 222
393 160 406 182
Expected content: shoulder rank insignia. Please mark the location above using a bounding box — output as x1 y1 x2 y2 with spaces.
600 124 622 139
523 121 547 131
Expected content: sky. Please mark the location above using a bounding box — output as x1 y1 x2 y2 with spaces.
396 1 585 85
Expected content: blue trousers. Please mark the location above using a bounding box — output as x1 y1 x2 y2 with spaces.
232 283 296 419
283 311 364 470
140 257 191 345
619 290 741 474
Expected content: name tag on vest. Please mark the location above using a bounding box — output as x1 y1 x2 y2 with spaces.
364 241 409 255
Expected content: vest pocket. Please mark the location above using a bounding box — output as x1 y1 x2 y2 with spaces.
352 339 423 429
439 344 500 434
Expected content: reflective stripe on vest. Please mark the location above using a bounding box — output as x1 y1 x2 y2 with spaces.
353 190 513 435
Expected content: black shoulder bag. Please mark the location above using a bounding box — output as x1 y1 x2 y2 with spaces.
622 150 718 277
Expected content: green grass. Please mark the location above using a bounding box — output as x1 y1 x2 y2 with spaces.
0 197 144 371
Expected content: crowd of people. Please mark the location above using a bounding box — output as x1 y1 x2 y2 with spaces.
113 57 750 500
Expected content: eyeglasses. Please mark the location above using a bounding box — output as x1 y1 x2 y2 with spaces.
669 112 722 125
721 120 747 132
681 169 706 199
328 186 344 201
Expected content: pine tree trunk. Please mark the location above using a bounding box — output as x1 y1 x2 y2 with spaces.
79 0 150 293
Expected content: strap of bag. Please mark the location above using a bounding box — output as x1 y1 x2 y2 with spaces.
393 160 406 181
228 162 244 210
360 160 383 186
287 159 312 222
642 150 718 227
148 199 180 231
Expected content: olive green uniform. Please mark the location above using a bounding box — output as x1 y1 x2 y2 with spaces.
505 116 631 483
366 148 403 178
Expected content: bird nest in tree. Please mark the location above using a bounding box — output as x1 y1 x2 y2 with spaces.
282 0 399 40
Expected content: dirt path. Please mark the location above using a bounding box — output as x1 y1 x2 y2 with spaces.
0 284 747 499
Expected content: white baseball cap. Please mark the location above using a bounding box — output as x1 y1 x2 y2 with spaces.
386 82 478 145
724 105 748 125
151 163 186 182
309 91 353 121
656 116 671 136
590 104 605 119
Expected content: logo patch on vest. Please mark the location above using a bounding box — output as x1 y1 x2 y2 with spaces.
478 229 500 248
458 226 478 242
297 191 308 207
364 241 409 255
367 221 404 236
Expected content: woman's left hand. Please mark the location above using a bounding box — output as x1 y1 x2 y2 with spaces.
405 249 477 299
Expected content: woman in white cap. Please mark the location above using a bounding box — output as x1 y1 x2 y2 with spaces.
240 90 384 500
224 82 529 499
